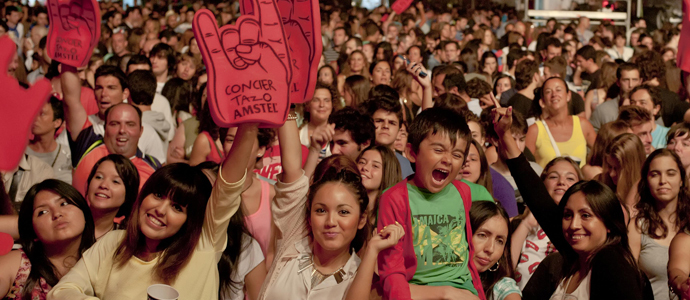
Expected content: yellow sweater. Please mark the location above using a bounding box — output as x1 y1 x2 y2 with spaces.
47 171 246 300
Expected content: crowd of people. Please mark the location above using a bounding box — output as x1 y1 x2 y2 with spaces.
1 0 690 299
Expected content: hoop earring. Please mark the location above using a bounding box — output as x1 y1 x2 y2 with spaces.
489 262 499 272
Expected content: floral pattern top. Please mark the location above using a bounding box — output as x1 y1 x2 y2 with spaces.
3 250 52 300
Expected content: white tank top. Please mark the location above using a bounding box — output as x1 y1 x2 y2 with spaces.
549 271 592 300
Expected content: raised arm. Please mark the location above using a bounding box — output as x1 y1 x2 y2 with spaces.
303 124 334 179
278 110 303 184
406 61 433 111
493 106 573 256
61 66 88 141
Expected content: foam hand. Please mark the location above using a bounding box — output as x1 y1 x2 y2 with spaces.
46 0 100 67
0 37 52 171
242 0 321 103
193 6 291 127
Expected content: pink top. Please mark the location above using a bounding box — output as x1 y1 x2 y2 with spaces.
244 178 272 256
678 0 690 72
3 250 52 300
200 131 223 164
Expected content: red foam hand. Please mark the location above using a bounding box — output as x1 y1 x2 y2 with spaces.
0 232 12 256
193 7 291 127
46 0 100 67
242 0 321 103
391 0 414 14
0 37 52 172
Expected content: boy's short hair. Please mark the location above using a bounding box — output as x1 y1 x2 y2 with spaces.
618 105 653 126
443 73 468 94
149 43 177 73
511 110 528 135
667 122 690 144
95 65 129 90
515 59 539 90
127 54 152 70
544 56 567 79
365 96 403 128
629 84 662 109
329 107 376 146
127 70 156 106
408 107 471 154
433 93 469 115
576 45 597 61
616 62 639 80
466 78 492 99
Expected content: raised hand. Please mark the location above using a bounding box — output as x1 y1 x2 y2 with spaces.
309 123 335 153
369 222 405 253
46 0 100 67
193 5 291 127
242 0 321 103
0 37 52 171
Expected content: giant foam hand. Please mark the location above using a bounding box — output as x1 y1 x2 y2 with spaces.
0 37 52 172
242 0 321 103
46 0 100 67
193 6 291 127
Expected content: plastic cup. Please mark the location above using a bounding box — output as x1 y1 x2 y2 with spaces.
147 284 179 300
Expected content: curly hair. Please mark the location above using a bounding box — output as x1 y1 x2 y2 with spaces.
515 59 539 90
633 50 667 89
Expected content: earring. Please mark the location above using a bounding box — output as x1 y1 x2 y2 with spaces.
489 262 500 272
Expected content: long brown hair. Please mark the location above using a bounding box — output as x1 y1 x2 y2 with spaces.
468 139 494 195
356 145 402 225
600 133 646 199
113 163 212 284
587 120 631 167
636 149 690 239
340 50 371 78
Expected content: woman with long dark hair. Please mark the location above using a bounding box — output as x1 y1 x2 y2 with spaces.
356 145 402 226
86 154 139 239
494 106 652 299
49 124 258 299
629 149 690 300
470 201 521 300
0 180 96 299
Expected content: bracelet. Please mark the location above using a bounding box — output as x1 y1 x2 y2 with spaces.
287 113 298 121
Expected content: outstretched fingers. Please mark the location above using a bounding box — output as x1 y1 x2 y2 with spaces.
193 10 229 74
250 0 291 77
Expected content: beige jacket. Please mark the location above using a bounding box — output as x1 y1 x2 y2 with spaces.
3 154 54 209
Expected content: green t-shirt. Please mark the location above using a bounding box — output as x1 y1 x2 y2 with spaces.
460 180 495 202
407 182 477 294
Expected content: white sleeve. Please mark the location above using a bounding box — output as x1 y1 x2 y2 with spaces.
222 236 265 300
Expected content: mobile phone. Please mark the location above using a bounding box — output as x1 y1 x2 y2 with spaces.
398 55 427 78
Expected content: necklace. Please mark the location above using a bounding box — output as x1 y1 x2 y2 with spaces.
298 254 347 288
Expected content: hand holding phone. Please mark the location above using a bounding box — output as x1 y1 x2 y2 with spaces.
399 55 427 78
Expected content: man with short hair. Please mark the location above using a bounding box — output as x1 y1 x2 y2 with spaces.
432 65 461 97
127 70 172 148
618 105 668 155
541 37 562 62
111 31 130 57
633 51 690 127
62 67 160 196
508 59 543 118
628 85 670 150
4 6 23 47
159 29 180 51
26 97 72 184
443 41 460 63
125 55 175 141
328 107 375 161
576 16 593 44
590 62 642 131
343 36 363 56
323 27 348 64
443 73 480 116
366 97 414 177
27 36 50 84
575 45 599 94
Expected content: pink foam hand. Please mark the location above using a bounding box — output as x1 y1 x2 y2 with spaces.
193 7 291 128
242 0 321 104
391 0 414 14
46 0 100 67
0 37 52 172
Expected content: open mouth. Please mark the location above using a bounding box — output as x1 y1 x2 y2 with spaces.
94 192 110 199
432 169 449 183
147 214 166 228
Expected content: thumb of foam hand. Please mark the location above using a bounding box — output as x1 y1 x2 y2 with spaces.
0 37 52 171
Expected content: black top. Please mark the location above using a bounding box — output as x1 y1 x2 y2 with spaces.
584 69 601 95
507 93 533 118
506 154 653 300
660 88 690 127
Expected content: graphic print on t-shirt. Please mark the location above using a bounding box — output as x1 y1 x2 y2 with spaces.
411 212 467 266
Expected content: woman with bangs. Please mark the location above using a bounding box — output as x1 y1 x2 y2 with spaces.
259 111 403 299
356 145 402 227
629 149 690 300
49 123 259 299
342 75 371 109
493 106 652 300
599 133 647 208
581 120 632 180
511 156 583 290
0 180 95 300
85 154 139 239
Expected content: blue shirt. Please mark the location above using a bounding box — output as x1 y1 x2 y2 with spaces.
652 124 670 150
396 152 414 178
